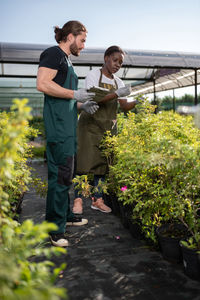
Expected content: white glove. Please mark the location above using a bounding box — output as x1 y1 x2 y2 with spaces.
115 84 132 98
81 101 99 114
74 89 95 103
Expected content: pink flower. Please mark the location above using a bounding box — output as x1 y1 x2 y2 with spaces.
121 186 127 192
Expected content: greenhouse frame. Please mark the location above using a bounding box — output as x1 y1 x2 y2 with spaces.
0 42 200 114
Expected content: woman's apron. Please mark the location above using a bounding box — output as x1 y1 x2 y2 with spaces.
77 69 118 175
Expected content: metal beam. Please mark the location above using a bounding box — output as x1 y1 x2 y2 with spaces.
172 89 175 112
0 60 199 70
195 69 198 105
0 74 154 81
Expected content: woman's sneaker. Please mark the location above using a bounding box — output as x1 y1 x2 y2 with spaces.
50 233 69 247
73 198 83 214
66 216 88 226
91 198 112 213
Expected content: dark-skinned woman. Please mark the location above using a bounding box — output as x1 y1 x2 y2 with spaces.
73 45 137 214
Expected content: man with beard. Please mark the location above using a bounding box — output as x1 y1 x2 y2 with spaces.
37 20 98 247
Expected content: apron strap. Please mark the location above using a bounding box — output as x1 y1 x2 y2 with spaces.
99 68 118 90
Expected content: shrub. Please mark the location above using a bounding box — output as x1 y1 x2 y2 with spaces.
31 145 46 158
0 99 67 299
73 174 108 198
28 115 45 139
103 98 200 243
0 219 66 300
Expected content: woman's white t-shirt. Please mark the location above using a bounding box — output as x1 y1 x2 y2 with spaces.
85 68 125 91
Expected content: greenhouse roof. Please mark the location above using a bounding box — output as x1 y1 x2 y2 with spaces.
0 42 200 95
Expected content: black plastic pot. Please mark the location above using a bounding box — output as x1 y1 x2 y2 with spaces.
180 242 200 281
104 194 113 211
104 193 120 215
119 202 145 239
156 223 188 263
110 194 120 216
128 218 145 240
119 202 130 229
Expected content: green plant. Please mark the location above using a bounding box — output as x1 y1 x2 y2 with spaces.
179 197 200 250
103 97 200 243
28 116 45 139
181 236 200 251
156 93 200 111
31 145 46 158
72 174 108 198
27 115 46 159
0 98 67 299
30 173 48 198
0 219 67 300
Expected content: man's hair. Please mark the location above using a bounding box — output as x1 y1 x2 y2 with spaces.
54 20 87 43
104 46 125 58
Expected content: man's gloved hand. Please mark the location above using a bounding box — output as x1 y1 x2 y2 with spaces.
115 84 132 98
74 89 95 103
80 101 99 114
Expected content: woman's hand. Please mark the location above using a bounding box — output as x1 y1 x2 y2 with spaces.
115 85 132 98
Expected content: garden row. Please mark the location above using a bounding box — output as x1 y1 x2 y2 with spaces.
103 98 200 281
0 99 67 300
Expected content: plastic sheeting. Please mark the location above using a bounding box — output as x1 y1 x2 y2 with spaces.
0 42 200 93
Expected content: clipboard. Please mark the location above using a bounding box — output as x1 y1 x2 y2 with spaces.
88 86 111 103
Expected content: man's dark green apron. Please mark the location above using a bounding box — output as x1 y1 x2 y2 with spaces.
77 69 118 175
44 57 77 234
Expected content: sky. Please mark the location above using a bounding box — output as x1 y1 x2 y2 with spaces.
0 0 200 97
1 0 199 52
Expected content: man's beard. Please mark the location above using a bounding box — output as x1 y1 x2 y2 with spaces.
70 41 80 56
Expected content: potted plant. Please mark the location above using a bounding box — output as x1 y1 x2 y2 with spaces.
156 222 188 263
102 98 200 251
179 197 200 281
72 174 108 203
